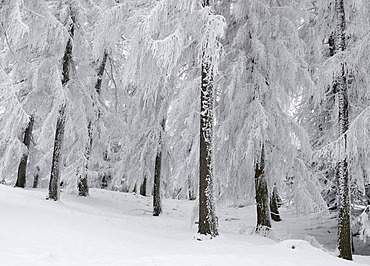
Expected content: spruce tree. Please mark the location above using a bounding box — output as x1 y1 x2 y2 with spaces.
78 51 108 197
48 10 75 201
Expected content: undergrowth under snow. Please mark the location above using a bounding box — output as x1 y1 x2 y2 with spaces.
1 185 369 266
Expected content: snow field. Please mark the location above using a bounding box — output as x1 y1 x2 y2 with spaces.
0 185 369 266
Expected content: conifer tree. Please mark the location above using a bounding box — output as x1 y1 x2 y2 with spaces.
215 0 325 227
78 50 108 197
48 8 76 201
197 0 221 237
298 0 370 257
0 0 64 186
103 1 225 222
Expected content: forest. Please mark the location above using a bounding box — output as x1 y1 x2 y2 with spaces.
1 0 370 264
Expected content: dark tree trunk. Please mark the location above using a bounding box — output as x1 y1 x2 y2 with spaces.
32 173 39 188
255 144 271 230
15 115 34 188
337 66 351 261
48 104 67 200
32 166 40 188
15 155 28 188
270 186 281 222
61 20 75 86
48 14 75 201
328 33 335 57
335 0 352 260
153 153 162 216
153 119 165 216
95 50 108 95
77 176 89 196
79 51 109 196
198 1 218 235
198 64 218 236
140 176 147 196
78 120 92 196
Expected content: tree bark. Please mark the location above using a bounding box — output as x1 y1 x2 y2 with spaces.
95 50 108 95
15 115 34 188
255 144 272 230
140 176 147 196
153 119 165 216
48 103 67 200
337 66 351 259
61 19 74 86
198 1 218 235
270 186 281 222
32 166 40 188
335 0 352 260
79 51 108 196
78 120 92 196
48 14 75 201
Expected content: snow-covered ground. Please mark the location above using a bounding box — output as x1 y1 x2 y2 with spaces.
1 185 369 266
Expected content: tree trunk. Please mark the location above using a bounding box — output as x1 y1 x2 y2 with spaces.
79 119 93 197
78 121 92 197
140 176 147 196
79 51 109 196
198 1 218 235
15 115 34 188
153 119 165 216
335 0 352 260
33 166 40 188
255 144 271 230
95 50 108 95
270 186 281 222
48 103 67 200
187 144 196 200
337 65 351 261
48 14 75 201
198 63 218 236
61 28 74 86
188 175 196 200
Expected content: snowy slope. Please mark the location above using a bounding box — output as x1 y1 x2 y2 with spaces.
0 185 369 266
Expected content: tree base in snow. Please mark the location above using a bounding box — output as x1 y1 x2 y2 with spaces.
46 196 58 201
193 233 214 241
254 226 279 241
